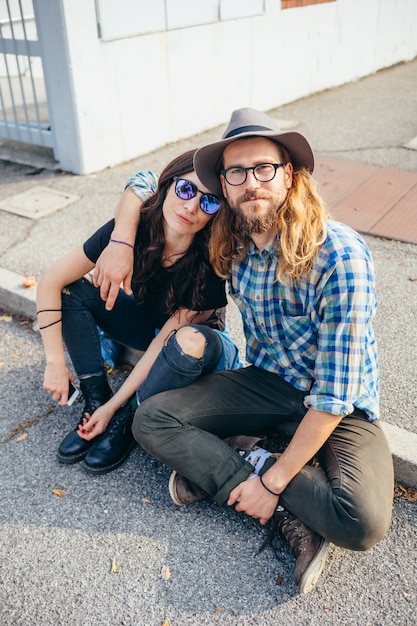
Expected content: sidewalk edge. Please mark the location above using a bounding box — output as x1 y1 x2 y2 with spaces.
0 268 37 319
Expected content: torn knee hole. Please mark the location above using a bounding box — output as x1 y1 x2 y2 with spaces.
175 327 205 358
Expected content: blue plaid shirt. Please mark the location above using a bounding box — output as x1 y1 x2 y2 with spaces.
126 171 160 198
229 221 379 421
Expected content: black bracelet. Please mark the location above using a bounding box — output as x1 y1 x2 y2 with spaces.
109 238 134 250
37 309 62 315
259 474 281 497
39 317 62 330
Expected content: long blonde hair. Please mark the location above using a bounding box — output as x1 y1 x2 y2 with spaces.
209 167 330 283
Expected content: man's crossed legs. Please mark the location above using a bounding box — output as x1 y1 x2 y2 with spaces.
132 366 393 592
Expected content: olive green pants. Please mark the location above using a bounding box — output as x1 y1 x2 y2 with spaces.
133 366 393 550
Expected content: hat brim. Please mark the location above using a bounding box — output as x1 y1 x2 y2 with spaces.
194 129 314 196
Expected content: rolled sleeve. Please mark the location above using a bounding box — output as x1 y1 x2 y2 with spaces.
304 252 378 419
125 171 159 200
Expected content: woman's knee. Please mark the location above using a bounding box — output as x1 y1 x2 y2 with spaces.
61 277 95 307
174 326 206 358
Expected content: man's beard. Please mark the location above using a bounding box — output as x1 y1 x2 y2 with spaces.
228 191 286 235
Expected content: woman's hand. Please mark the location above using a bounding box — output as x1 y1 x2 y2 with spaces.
228 476 279 526
77 402 115 440
43 364 74 405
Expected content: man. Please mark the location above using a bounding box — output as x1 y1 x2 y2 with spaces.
131 108 394 593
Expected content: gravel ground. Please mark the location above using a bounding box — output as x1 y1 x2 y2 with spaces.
0 313 416 626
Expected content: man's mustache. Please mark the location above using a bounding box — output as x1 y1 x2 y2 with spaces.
235 190 273 204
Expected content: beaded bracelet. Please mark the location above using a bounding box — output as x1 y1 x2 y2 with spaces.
259 474 281 497
109 238 134 250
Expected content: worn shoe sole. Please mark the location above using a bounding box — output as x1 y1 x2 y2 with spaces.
56 448 90 464
168 471 183 505
298 538 330 593
168 471 207 505
82 442 137 476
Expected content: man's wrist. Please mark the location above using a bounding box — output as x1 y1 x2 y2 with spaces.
109 238 134 250
259 474 281 497
110 230 135 246
261 464 288 495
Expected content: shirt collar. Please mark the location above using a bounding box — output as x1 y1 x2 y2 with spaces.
247 236 280 260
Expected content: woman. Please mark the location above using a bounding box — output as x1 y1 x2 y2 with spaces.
37 149 241 475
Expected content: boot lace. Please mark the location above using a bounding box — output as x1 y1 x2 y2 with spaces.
258 508 309 558
106 404 134 435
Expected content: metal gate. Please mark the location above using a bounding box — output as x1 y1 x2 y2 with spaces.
0 0 52 148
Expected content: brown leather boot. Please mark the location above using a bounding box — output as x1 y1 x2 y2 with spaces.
168 471 207 505
271 505 330 593
167 435 264 506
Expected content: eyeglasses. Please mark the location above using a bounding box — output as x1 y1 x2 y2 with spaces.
173 177 221 214
221 162 286 186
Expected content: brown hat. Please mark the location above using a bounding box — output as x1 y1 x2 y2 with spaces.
194 107 314 195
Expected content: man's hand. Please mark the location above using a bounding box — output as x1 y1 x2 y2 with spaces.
228 475 279 525
93 243 133 310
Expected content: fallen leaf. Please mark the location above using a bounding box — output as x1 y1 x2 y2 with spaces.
408 275 417 281
275 575 284 585
210 606 222 617
323 605 332 610
51 489 66 497
111 557 117 573
161 565 171 580
16 433 28 442
0 315 12 322
394 481 417 502
22 276 36 288
141 497 151 503
161 620 170 626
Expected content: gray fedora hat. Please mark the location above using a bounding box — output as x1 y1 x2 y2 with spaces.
194 107 314 196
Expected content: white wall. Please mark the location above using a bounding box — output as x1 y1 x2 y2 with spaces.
36 0 417 174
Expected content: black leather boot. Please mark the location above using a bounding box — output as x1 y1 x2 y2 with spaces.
57 376 112 464
82 403 136 475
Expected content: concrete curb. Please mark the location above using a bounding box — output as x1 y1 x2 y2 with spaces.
0 268 37 319
1 269 416 490
380 422 417 489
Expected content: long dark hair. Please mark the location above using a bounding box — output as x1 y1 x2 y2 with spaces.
132 149 217 317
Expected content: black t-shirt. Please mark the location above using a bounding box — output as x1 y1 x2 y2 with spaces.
83 220 227 331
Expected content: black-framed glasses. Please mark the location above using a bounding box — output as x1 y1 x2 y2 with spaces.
173 177 221 215
221 162 286 186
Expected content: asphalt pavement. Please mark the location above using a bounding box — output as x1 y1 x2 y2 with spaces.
0 59 416 625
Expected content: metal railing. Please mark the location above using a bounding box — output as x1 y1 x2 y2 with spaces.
0 0 53 148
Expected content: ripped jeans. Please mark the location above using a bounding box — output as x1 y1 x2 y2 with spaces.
61 277 239 403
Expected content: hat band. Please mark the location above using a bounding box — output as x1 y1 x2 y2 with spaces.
224 124 273 139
